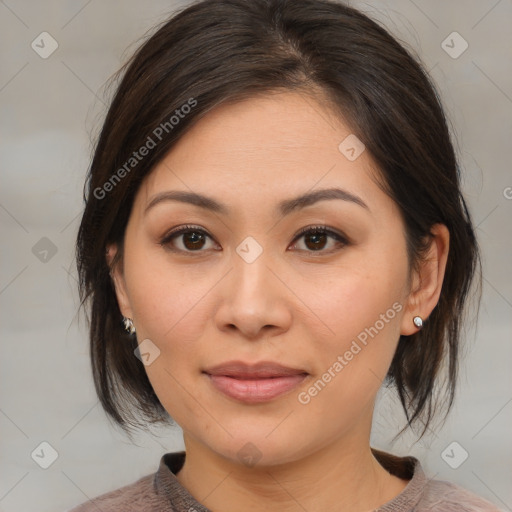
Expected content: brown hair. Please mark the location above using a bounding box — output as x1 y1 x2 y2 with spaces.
76 0 480 438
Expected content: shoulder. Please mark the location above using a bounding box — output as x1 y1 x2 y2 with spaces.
65 451 199 512
418 478 503 511
66 472 162 512
372 450 502 512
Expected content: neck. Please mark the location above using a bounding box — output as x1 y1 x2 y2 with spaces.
175 434 409 512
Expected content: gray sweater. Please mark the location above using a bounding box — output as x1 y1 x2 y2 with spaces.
68 450 502 511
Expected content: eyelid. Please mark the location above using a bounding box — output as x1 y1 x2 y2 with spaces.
292 224 349 244
159 224 217 248
289 224 349 253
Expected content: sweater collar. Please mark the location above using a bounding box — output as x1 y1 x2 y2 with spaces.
154 450 427 512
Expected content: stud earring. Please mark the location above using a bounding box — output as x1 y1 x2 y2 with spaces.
413 316 423 329
123 317 136 335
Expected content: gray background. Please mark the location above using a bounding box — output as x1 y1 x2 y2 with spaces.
0 1 511 511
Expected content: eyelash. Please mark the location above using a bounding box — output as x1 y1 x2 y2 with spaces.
159 224 349 256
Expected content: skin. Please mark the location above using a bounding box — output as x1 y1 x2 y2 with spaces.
108 91 449 512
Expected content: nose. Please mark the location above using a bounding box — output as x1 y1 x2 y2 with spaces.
214 247 292 340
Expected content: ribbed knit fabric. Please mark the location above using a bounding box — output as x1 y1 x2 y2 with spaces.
67 450 502 511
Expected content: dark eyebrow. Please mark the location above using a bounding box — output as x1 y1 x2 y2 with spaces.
278 187 369 216
144 187 369 216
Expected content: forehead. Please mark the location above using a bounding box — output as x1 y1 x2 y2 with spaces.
164 91 354 166
136 91 387 215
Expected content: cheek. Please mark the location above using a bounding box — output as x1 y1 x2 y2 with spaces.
300 251 408 398
308 254 406 343
123 255 215 415
323 275 403 343
296 284 404 434
128 266 210 342
122 242 223 369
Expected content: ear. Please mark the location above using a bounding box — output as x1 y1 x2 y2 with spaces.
106 244 134 320
400 224 450 336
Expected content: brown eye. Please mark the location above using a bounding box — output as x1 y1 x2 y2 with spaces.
182 231 206 250
303 231 328 251
160 225 218 253
291 226 348 253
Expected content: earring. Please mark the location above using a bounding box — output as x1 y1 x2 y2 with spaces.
123 317 136 335
413 316 423 329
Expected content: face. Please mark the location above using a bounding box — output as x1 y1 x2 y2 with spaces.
111 91 423 467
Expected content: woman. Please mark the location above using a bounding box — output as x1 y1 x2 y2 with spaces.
71 0 500 510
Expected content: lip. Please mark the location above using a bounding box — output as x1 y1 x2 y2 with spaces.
203 361 308 404
204 360 308 378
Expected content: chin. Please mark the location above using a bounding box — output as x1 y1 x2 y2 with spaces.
197 421 318 470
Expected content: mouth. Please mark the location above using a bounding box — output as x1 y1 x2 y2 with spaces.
203 361 309 404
